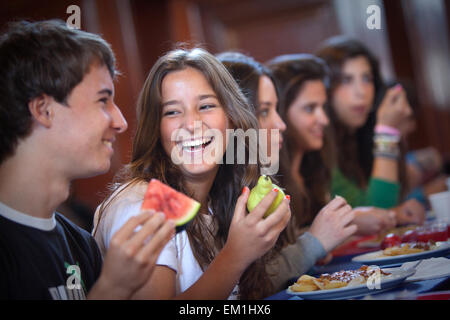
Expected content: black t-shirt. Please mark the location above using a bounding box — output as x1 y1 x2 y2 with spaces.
0 207 103 300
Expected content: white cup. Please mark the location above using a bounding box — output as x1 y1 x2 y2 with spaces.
429 191 450 223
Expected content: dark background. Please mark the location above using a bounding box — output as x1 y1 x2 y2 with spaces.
1 0 449 230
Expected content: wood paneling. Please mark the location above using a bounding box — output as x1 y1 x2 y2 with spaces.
72 0 139 210
131 0 172 73
195 0 340 62
0 0 81 29
73 0 172 210
383 0 428 151
395 0 450 158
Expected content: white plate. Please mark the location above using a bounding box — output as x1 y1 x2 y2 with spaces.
286 267 416 300
352 241 450 266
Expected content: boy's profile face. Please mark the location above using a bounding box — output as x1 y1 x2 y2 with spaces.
49 63 128 179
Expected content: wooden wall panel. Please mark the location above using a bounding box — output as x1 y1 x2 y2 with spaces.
383 0 428 151
196 0 341 62
72 0 172 211
0 0 81 29
398 0 450 158
71 0 143 211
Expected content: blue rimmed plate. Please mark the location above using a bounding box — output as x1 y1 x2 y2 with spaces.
286 267 415 300
352 241 450 266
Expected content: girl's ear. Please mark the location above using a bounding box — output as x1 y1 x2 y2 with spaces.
28 94 55 128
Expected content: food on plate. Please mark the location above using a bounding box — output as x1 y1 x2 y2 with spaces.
289 265 391 292
289 275 321 292
361 223 448 249
382 240 437 256
247 175 285 218
141 179 200 227
381 233 402 249
378 225 418 240
357 225 418 248
401 229 418 243
416 226 449 242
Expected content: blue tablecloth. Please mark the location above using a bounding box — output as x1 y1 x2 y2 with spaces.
265 252 450 300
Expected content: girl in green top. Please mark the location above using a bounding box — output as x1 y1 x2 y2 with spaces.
316 36 425 226
267 53 397 237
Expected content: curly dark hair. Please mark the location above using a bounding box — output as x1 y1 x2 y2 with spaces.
0 19 116 164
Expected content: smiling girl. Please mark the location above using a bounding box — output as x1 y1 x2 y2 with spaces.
93 47 291 300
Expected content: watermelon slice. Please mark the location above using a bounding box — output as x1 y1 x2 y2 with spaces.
141 179 200 229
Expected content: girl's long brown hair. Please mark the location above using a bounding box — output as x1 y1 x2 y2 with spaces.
94 47 278 299
217 51 295 247
267 54 332 232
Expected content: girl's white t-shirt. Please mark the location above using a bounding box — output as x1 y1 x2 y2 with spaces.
92 181 238 299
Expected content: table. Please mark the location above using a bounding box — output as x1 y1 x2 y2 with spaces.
266 237 450 300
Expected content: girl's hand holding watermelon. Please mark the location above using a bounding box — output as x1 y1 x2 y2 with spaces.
132 187 291 301
224 186 291 270
89 211 175 299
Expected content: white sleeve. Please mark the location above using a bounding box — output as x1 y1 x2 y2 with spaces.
102 197 142 252
93 183 147 253
155 235 178 273
111 203 141 244
97 199 179 274
93 181 179 273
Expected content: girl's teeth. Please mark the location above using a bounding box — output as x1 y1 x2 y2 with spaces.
183 140 202 147
181 137 212 148
103 141 112 148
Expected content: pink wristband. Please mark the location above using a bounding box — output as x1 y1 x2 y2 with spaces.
375 124 401 137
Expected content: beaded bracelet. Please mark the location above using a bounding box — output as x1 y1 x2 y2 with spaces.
373 133 400 159
374 124 401 138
